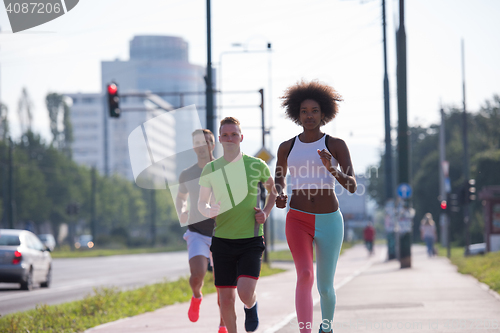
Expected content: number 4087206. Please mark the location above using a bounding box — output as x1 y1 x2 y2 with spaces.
6 2 61 14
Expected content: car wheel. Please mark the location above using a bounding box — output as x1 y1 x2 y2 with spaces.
41 266 52 288
20 268 33 291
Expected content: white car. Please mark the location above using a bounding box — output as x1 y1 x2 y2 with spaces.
0 229 52 290
38 234 56 251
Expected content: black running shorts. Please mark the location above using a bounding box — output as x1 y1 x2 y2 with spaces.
210 236 265 288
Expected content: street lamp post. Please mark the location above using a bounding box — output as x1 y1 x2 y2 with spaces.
217 44 273 260
217 43 272 139
206 0 214 133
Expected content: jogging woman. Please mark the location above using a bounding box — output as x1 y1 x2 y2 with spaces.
275 80 357 333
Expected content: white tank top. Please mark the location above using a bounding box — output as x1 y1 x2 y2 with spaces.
287 134 338 190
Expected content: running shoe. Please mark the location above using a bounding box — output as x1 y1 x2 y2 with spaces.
244 302 259 332
319 323 333 333
188 295 202 322
218 326 228 333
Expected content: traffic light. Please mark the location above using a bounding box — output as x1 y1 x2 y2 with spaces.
468 179 476 202
66 203 79 215
449 193 460 212
107 82 120 118
440 200 448 211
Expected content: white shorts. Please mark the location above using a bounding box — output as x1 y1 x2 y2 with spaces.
183 229 212 260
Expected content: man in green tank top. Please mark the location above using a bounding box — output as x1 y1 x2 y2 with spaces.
198 117 277 333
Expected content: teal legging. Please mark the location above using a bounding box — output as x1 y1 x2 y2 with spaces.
286 208 344 333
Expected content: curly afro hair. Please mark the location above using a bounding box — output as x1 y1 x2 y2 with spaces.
280 80 343 126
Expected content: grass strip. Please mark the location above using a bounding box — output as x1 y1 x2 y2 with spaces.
0 263 284 333
52 241 357 260
437 246 500 294
50 245 185 258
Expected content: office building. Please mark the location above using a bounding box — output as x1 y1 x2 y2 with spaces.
68 35 211 181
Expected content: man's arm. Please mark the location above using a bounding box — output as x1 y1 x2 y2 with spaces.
254 176 277 224
175 191 189 224
198 186 220 219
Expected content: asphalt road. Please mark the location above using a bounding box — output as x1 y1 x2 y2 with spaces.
0 251 190 316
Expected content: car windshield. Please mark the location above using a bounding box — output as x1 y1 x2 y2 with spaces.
0 234 21 246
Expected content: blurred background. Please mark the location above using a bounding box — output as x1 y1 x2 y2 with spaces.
0 0 499 252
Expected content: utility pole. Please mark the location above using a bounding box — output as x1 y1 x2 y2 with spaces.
103 93 109 177
439 108 450 256
151 190 156 247
461 39 471 256
396 0 411 268
382 0 396 260
259 89 265 147
205 0 214 133
7 137 13 229
257 88 269 263
1 136 6 228
90 166 97 241
382 0 392 201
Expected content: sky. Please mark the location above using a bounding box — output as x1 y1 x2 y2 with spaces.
1 0 499 176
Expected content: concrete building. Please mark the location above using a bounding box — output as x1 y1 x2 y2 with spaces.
101 35 211 177
67 35 210 181
66 93 103 171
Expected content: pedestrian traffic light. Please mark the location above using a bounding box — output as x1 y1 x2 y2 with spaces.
449 193 460 213
468 179 476 202
107 82 120 118
440 200 447 211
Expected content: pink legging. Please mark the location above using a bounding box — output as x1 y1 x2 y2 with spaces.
286 208 344 333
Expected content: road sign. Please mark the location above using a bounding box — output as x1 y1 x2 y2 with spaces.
445 177 451 193
255 147 274 164
397 183 412 199
442 160 449 177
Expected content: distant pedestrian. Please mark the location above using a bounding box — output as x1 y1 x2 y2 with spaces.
275 80 357 333
198 117 277 333
176 129 226 333
363 222 375 256
420 213 437 257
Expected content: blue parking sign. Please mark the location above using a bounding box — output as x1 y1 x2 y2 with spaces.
397 183 412 199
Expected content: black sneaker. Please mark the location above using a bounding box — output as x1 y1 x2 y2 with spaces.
244 302 259 332
319 323 333 333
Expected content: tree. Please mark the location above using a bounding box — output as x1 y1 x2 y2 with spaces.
17 88 33 134
369 94 500 245
0 102 9 141
46 92 74 157
0 106 179 246
474 95 500 151
62 101 73 158
367 155 386 207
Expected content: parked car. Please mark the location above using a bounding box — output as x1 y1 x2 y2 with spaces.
75 234 94 249
465 243 486 256
38 234 56 251
0 229 52 290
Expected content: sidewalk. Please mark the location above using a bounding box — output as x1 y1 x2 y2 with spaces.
86 244 500 333
277 245 500 333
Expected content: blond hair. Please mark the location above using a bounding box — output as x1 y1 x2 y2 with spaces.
421 213 435 226
219 116 241 133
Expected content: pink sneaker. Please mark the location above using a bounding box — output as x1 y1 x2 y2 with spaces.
218 326 228 333
188 296 202 322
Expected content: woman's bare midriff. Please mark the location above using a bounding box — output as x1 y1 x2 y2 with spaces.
290 189 339 214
